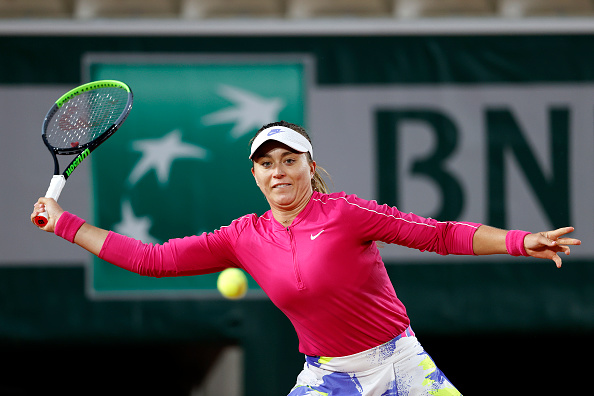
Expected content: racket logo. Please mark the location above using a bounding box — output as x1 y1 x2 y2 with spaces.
65 148 90 177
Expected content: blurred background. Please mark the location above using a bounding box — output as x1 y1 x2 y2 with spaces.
1 0 594 395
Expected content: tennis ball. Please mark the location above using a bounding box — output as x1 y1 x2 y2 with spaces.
217 268 248 300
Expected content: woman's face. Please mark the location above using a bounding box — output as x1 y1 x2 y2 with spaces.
251 141 316 213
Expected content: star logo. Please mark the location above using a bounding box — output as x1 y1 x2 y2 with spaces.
201 84 285 139
127 129 209 186
113 199 159 244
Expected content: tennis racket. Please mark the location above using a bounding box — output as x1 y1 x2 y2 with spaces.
33 80 133 227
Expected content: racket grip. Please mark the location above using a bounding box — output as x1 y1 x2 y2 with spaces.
34 175 66 227
45 175 66 200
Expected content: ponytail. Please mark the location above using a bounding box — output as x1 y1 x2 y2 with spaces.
312 164 331 194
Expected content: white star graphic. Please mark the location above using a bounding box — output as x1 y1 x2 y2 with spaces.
128 129 209 186
113 199 159 244
201 84 285 139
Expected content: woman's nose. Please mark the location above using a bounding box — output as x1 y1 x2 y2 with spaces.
272 164 286 177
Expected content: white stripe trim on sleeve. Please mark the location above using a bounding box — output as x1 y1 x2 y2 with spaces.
312 196 480 230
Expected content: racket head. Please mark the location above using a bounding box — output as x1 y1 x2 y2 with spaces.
41 80 133 156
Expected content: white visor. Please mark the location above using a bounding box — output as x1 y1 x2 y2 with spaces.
249 126 313 159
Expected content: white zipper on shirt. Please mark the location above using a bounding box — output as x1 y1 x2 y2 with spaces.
286 227 305 290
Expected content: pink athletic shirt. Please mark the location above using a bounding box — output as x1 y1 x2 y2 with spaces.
99 191 480 357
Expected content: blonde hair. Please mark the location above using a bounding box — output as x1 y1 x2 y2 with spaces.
250 121 332 194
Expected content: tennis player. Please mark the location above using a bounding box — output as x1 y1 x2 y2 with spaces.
32 121 581 395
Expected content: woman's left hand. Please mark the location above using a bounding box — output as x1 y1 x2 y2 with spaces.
524 227 581 268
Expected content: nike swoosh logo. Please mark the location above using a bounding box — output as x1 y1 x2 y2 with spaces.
310 230 325 240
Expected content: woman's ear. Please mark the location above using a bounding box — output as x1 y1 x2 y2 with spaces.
251 167 259 186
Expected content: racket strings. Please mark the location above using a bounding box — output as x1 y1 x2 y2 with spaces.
45 87 129 150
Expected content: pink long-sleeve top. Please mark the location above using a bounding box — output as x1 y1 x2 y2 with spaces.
99 191 480 357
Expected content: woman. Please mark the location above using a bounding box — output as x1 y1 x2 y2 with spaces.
32 121 581 395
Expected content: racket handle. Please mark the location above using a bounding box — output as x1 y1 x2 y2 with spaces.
34 175 66 227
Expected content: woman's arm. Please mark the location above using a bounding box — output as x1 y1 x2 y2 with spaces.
72 222 109 256
471 225 508 255
472 225 581 268
32 197 237 277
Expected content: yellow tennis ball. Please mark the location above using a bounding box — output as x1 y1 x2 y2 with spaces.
217 268 248 300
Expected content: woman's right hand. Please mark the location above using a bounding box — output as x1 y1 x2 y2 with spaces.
31 197 65 233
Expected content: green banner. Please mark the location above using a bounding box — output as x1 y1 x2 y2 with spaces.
88 58 308 297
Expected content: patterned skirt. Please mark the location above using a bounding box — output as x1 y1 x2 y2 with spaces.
288 327 461 396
